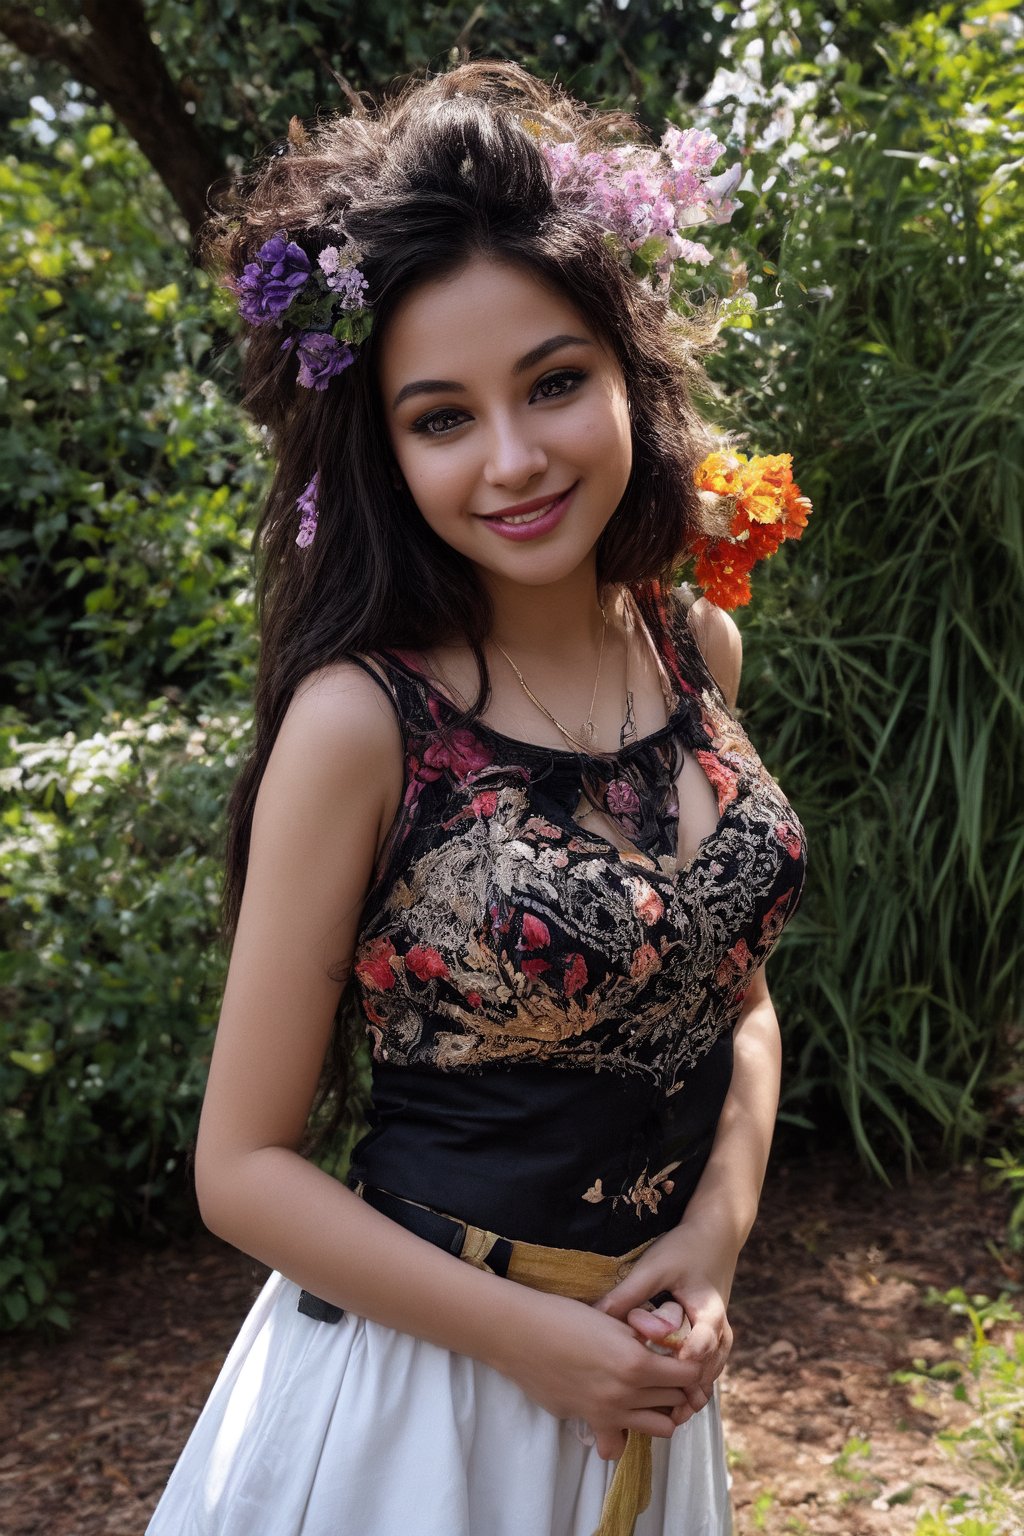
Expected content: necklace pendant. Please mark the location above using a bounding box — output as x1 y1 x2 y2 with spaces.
620 689 637 748
582 718 596 744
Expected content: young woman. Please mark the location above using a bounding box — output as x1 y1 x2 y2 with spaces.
147 61 807 1536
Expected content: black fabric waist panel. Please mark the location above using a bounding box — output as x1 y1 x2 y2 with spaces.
347 1037 733 1256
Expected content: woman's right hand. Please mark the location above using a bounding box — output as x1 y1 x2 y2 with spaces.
493 1287 690 1460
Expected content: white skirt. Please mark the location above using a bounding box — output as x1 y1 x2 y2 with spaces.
147 1267 733 1536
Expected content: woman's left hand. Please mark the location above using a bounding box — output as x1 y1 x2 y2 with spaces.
591 1221 737 1429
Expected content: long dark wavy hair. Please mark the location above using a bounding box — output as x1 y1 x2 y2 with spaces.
198 60 720 1157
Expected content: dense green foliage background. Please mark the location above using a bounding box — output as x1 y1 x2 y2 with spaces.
1 0 1021 1332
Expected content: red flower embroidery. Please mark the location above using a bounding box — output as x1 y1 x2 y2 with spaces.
630 942 660 981
774 821 803 860
521 957 550 979
471 790 498 818
715 937 753 988
695 749 739 814
405 945 449 982
422 728 493 782
759 891 792 948
521 913 551 950
525 815 562 839
564 953 588 997
355 937 398 991
466 990 483 1009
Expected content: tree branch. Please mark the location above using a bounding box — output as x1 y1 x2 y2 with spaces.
0 0 228 240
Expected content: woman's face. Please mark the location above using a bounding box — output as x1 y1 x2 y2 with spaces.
379 255 632 593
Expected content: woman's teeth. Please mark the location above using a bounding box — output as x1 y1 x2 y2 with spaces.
496 501 554 526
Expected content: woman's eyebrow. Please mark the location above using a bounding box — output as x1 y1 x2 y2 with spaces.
391 334 594 410
512 333 594 375
391 376 464 410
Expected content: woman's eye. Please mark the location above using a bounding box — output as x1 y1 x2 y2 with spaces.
532 369 586 401
412 408 469 437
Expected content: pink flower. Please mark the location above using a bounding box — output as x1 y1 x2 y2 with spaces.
630 880 664 926
471 790 498 818
521 957 550 979
525 816 562 839
564 953 588 998
405 945 449 982
355 937 398 991
521 914 551 950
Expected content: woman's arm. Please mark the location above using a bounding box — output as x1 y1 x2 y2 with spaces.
592 596 782 1450
193 663 707 1447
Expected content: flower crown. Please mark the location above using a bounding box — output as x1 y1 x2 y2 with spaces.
232 232 372 388
537 124 742 292
231 121 811 602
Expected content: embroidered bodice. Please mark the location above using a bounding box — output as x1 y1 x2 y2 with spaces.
344 587 807 1255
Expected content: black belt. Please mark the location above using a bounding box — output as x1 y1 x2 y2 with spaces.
296 1184 515 1323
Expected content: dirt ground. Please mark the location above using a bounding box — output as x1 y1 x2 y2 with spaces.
0 1148 1015 1536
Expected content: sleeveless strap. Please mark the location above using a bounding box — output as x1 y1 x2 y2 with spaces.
660 584 730 707
344 651 437 739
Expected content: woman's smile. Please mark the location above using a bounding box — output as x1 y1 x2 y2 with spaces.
379 255 633 591
476 482 578 539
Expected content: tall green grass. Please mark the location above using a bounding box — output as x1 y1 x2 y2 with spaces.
702 5 1024 1170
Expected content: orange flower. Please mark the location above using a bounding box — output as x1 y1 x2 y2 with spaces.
691 450 813 609
692 534 758 608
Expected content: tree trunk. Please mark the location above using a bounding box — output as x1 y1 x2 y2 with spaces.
0 0 228 241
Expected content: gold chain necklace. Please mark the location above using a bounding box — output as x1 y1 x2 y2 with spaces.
493 605 608 754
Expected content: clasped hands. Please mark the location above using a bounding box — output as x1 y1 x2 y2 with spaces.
586 1227 735 1461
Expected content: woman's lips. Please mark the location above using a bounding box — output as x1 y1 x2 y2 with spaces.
478 483 577 542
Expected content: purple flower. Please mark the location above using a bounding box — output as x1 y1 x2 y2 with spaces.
293 331 355 390
317 246 343 276
295 471 319 548
317 247 368 305
606 778 642 819
235 230 311 325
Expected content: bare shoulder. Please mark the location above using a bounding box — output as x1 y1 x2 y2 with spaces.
257 658 405 854
285 658 403 755
680 591 743 710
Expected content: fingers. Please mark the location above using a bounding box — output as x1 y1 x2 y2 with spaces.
671 1314 734 1415
594 1425 626 1461
626 1300 685 1345
592 1407 683 1459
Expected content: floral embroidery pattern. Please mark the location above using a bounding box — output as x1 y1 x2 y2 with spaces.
348 590 807 1231
583 1161 682 1218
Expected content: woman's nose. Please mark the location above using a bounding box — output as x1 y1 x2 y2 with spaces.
482 419 548 489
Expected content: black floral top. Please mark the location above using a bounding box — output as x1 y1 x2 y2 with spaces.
345 588 807 1256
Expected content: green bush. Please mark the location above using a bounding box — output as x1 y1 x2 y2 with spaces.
0 107 262 725
0 701 245 1331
